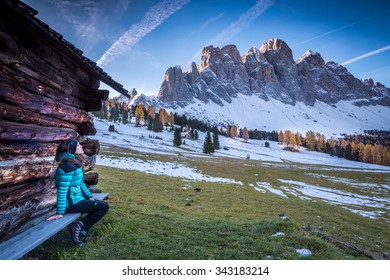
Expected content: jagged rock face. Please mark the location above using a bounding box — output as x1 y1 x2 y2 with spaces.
197 45 250 103
157 66 192 103
242 47 289 102
157 38 389 108
296 50 325 106
260 39 301 104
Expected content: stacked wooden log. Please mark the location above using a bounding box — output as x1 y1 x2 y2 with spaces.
0 6 107 241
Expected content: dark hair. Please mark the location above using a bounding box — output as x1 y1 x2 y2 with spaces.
55 139 78 162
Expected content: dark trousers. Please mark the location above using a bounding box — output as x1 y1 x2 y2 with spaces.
66 200 109 232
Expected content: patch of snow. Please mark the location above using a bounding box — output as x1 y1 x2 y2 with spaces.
97 155 243 185
255 182 288 198
278 179 390 220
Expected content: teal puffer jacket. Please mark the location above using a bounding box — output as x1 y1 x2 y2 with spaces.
55 153 92 215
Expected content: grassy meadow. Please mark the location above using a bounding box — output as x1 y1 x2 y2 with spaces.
24 148 390 260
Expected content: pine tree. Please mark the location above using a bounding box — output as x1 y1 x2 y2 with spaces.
153 113 163 132
194 130 199 140
345 143 353 160
147 115 153 130
212 128 220 150
109 106 118 122
103 101 108 120
335 144 342 157
122 109 129 124
173 128 182 147
203 130 214 154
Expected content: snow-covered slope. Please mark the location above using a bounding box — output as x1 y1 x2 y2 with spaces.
171 95 390 138
91 119 390 171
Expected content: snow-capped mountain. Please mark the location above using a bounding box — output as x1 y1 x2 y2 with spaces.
130 38 390 137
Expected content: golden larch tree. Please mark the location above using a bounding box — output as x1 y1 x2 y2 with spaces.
242 127 249 143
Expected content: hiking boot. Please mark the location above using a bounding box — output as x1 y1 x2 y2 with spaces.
78 229 88 242
70 221 84 244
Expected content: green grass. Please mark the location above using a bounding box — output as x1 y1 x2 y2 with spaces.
24 152 390 260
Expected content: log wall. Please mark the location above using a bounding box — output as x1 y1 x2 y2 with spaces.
0 2 109 241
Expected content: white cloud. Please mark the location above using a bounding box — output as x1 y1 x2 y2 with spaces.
185 12 225 39
47 0 112 54
293 20 362 47
293 10 390 47
210 0 274 46
341 45 390 66
97 0 190 66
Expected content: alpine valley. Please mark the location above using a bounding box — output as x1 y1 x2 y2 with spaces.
123 38 390 137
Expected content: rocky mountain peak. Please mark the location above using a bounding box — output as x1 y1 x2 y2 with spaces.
260 38 294 62
156 38 389 109
129 88 138 98
198 45 219 72
296 50 325 67
156 65 192 103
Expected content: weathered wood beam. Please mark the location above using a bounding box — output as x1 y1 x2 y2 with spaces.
33 189 57 214
0 78 92 124
0 156 57 187
0 141 58 160
0 189 56 239
0 199 38 238
0 102 79 131
0 178 54 207
0 120 77 142
0 30 91 100
0 63 86 108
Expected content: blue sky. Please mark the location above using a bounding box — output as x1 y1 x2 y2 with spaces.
24 0 390 97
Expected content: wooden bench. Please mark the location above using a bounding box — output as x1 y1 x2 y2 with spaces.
0 193 108 260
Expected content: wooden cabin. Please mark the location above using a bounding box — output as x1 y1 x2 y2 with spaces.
0 0 129 242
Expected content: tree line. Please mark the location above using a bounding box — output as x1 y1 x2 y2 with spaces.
278 130 390 166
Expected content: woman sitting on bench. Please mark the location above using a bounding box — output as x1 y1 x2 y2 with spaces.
47 139 109 245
